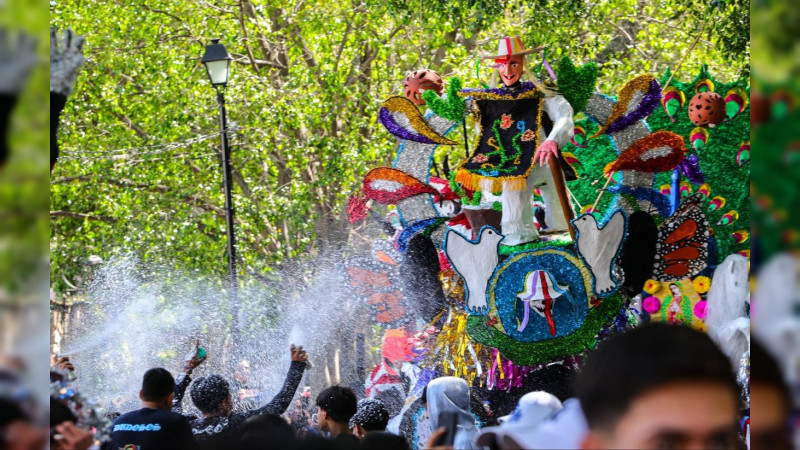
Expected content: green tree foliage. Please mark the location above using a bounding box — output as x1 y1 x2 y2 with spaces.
50 0 748 294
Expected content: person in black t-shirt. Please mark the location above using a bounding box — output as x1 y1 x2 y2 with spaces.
316 385 359 450
174 345 308 448
107 368 194 450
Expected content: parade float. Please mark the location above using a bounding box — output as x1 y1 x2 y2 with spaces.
345 35 750 446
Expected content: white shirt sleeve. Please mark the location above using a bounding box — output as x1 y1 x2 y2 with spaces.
542 95 574 148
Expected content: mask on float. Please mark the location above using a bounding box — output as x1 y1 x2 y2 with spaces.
497 54 525 87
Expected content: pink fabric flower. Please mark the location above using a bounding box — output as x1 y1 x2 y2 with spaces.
693 300 707 320
642 296 661 314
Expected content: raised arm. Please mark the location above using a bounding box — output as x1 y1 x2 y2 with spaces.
172 340 207 416
535 95 574 167
250 345 308 417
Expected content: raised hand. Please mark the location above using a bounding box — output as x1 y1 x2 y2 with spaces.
182 339 207 373
290 344 308 363
0 29 37 94
50 28 85 96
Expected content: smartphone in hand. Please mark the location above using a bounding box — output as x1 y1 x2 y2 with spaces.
435 411 459 446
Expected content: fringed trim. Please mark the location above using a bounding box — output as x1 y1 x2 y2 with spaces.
455 168 529 194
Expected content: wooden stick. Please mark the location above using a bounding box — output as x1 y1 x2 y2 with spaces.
591 173 614 212
548 154 576 241
663 19 707 89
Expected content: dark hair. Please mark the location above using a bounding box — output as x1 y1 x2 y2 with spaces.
751 338 789 411
239 414 296 449
375 389 404 417
316 385 357 424
575 323 738 431
350 399 390 431
0 399 28 427
190 374 231 414
141 368 175 402
360 432 410 450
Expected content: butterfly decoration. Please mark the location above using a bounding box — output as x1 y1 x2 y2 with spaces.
690 127 709 152
345 256 409 327
378 96 459 145
724 87 749 120
592 74 662 137
651 194 710 282
662 86 686 122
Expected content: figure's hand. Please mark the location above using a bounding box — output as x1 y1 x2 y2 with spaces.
290 344 308 363
183 339 207 373
535 140 559 167
50 28 85 96
53 421 93 450
0 29 37 94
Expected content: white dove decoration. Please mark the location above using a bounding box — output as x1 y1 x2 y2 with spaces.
571 210 626 295
445 226 504 313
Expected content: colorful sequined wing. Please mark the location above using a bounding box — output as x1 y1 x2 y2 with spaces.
593 74 662 137
378 96 459 145
605 131 687 173
363 167 439 205
652 194 710 282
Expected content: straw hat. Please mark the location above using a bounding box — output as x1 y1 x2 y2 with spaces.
482 36 543 63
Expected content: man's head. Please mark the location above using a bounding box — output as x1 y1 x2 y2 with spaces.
316 385 357 432
750 338 791 449
576 323 741 449
139 368 175 409
498 54 525 87
234 359 251 384
190 374 233 416
350 399 390 438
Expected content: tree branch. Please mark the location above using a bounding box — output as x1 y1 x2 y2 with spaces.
50 211 118 223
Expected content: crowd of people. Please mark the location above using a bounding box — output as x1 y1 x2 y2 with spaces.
24 324 785 449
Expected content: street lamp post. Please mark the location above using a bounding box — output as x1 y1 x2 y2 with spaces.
201 39 240 354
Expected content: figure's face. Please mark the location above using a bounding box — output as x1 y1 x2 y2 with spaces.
669 284 681 297
582 381 740 449
499 54 524 86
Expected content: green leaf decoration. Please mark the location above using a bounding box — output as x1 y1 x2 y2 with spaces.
423 77 466 122
555 56 598 114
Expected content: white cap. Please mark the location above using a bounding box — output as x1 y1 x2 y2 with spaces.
476 391 563 449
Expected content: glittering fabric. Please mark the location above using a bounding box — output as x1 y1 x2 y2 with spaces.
594 76 661 136
379 96 459 145
606 131 687 173
677 154 705 184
